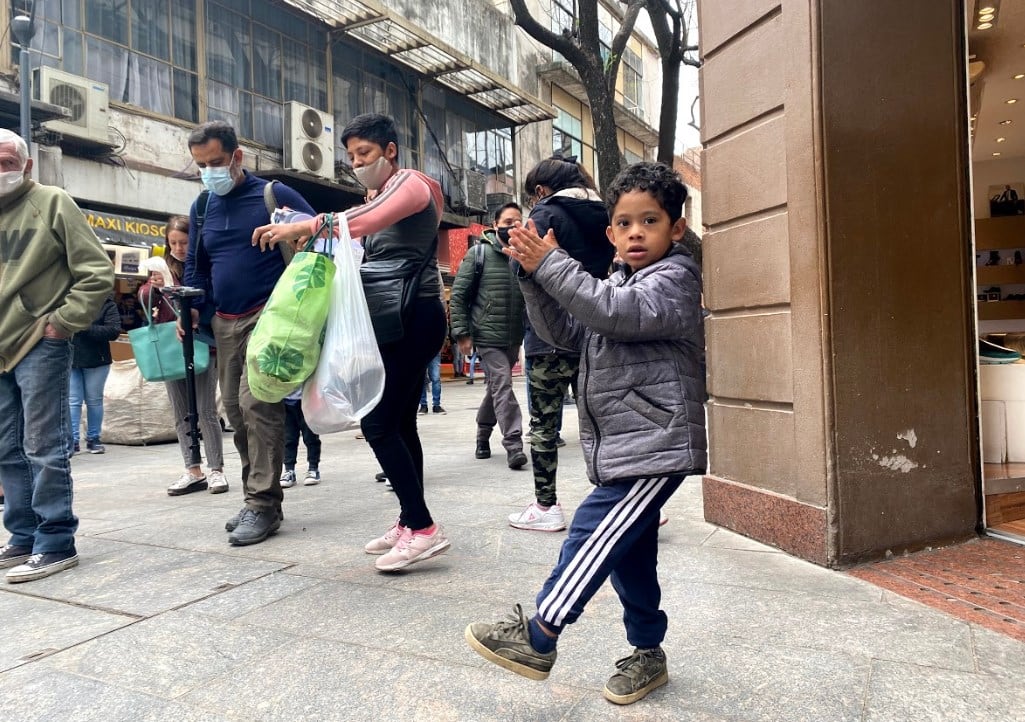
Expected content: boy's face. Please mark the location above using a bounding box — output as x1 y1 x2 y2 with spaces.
606 190 686 271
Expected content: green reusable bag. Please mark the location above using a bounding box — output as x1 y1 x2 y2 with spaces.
246 234 336 403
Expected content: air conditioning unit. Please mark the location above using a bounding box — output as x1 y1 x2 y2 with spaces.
283 101 334 180
35 67 110 144
486 192 515 212
453 169 487 214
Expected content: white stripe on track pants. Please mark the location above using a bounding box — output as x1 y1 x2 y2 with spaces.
534 474 686 648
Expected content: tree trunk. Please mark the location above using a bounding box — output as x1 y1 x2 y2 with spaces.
656 53 682 165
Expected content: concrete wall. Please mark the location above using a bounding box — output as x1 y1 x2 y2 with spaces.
699 0 832 563
699 0 978 566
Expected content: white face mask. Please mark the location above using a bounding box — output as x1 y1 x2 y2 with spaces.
0 169 25 197
353 156 393 190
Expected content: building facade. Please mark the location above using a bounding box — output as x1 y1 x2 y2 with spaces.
0 0 661 274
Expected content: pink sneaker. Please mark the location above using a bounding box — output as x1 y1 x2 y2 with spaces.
364 521 406 555
375 525 451 571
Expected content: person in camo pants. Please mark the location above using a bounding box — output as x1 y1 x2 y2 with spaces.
507 156 613 533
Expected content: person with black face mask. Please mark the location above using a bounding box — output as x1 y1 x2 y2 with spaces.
450 203 528 471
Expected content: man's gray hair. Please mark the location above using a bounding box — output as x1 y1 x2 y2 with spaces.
0 129 29 165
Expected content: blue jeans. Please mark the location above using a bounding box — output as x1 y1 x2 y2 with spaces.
69 364 111 443
468 351 481 380
419 353 442 407
0 337 78 553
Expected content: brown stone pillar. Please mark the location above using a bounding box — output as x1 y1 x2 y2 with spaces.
699 0 979 566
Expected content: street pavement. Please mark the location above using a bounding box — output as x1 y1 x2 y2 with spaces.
2 379 1025 721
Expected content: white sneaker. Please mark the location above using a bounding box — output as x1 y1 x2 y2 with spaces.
280 470 297 488
167 472 207 496
208 469 229 494
364 521 406 555
303 469 321 486
508 502 567 532
375 525 451 572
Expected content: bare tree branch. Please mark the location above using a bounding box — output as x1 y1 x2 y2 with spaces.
509 0 588 68
688 95 700 132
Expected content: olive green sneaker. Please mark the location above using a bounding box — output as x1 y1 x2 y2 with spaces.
602 647 668 705
464 604 557 681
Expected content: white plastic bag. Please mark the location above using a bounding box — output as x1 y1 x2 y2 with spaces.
302 214 385 433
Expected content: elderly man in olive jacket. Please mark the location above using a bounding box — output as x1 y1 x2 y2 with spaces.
0 128 113 583
450 202 528 470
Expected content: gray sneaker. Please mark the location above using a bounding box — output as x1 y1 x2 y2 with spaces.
602 647 668 705
464 604 557 681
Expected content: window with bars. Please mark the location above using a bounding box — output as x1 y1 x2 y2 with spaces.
331 41 419 172
550 0 576 36
206 0 326 148
16 0 200 122
14 0 327 145
622 47 643 113
553 107 584 160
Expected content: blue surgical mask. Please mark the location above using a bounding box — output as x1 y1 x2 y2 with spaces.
201 163 236 196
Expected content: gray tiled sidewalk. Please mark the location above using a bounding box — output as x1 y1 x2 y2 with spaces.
2 380 1025 721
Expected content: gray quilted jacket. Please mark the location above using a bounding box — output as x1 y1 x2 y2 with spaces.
520 243 707 485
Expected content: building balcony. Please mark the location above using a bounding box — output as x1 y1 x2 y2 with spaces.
538 60 659 147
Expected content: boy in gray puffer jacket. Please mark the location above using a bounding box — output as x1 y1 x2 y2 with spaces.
465 162 705 706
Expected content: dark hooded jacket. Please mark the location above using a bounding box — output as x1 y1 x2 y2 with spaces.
522 188 614 357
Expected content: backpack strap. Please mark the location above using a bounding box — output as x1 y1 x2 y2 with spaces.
264 179 296 265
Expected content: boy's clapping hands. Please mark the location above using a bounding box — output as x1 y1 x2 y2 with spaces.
504 219 559 274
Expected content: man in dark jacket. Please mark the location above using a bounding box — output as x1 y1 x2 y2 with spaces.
184 121 314 547
69 295 121 455
450 203 527 469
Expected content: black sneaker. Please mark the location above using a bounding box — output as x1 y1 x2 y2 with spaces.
228 507 281 546
555 436 567 448
419 404 429 415
226 506 283 532
433 405 446 414
475 439 491 459
5 549 79 583
465 604 557 681
375 472 388 483
86 439 105 454
0 544 32 569
466 379 474 384
70 442 80 456
602 647 669 705
507 450 528 469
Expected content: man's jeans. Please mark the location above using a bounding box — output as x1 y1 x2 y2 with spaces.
0 337 78 553
69 364 111 443
419 353 442 407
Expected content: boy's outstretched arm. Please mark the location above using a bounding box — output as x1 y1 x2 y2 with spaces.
531 249 702 343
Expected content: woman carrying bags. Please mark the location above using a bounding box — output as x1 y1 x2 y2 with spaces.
139 216 227 496
253 113 449 573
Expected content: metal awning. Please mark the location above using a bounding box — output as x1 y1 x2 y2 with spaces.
280 0 555 125
0 88 70 131
538 61 660 147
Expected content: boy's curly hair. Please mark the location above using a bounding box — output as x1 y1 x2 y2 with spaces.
604 162 688 222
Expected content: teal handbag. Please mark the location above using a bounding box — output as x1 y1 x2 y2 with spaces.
128 287 210 382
